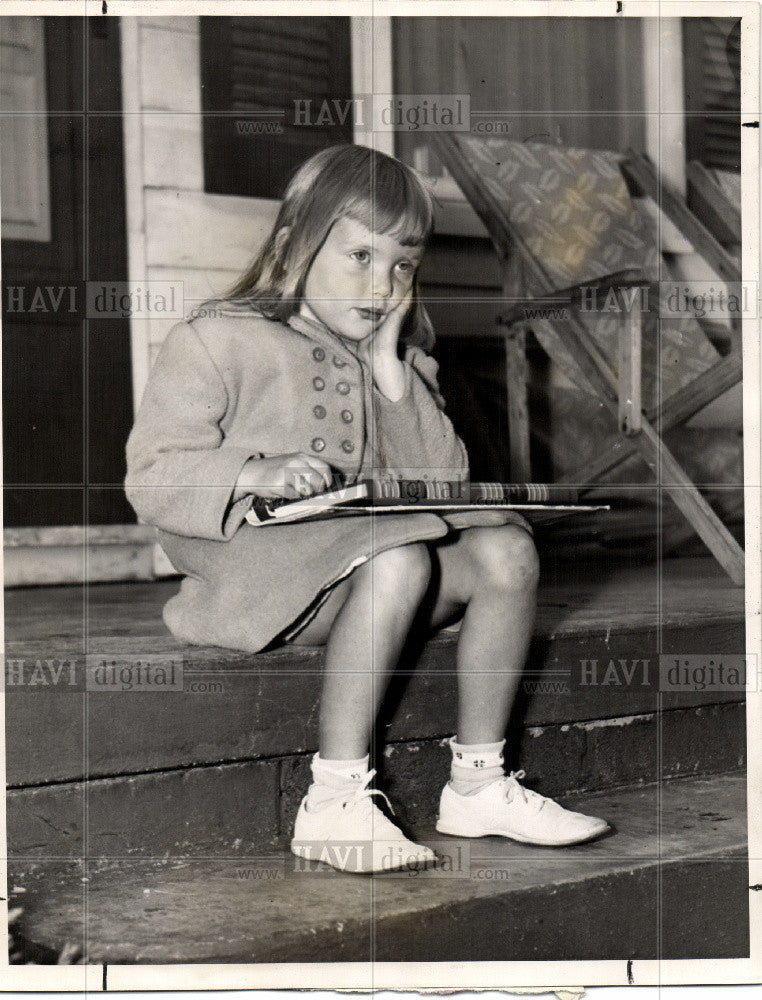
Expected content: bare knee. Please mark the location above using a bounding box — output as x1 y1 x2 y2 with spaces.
354 543 431 603
466 525 539 591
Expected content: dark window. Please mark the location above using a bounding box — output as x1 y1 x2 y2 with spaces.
683 18 741 172
200 17 353 200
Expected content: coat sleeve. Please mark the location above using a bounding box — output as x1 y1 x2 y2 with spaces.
372 345 469 482
125 321 258 540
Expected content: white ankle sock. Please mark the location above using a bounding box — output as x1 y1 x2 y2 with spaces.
306 752 370 807
448 736 505 796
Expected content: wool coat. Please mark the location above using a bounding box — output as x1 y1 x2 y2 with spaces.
125 302 530 652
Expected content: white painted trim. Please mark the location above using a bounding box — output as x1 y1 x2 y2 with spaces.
351 16 394 156
2 525 162 587
3 526 179 586
641 16 689 252
4 525 156 547
0 18 51 242
642 16 687 195
120 17 151 415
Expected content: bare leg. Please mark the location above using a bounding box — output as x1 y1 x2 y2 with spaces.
290 525 607 851
292 543 431 759
425 524 540 744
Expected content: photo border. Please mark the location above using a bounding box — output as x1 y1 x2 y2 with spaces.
0 0 759 992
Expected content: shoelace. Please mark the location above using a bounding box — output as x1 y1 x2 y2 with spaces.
345 769 396 816
504 770 546 811
314 768 396 816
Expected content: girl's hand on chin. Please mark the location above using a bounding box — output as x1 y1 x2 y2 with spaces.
359 288 413 364
234 453 333 501
360 289 413 402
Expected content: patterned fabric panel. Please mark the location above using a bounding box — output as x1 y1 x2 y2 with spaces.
527 205 719 407
451 135 720 407
457 135 653 291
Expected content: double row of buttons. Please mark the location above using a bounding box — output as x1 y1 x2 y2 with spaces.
312 346 355 455
313 405 353 423
312 438 355 454
312 376 351 395
313 346 347 367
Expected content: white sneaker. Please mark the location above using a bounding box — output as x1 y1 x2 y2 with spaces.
291 770 436 873
436 770 610 846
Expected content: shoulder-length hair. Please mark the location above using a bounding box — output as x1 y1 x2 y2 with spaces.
226 144 436 351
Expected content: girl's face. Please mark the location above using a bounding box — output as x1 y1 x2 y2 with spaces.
300 216 423 343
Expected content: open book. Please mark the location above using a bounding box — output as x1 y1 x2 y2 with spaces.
245 480 608 527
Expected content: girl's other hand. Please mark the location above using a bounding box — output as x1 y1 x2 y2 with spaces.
234 453 333 501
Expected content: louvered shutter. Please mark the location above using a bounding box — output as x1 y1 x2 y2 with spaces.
683 18 741 172
201 17 352 200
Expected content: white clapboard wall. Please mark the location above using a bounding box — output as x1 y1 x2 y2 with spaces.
121 16 280 412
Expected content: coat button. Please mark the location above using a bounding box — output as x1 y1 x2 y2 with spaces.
341 440 355 454
313 376 325 391
341 409 353 423
311 437 326 453
333 356 347 368
313 347 325 362
336 381 350 395
313 405 326 419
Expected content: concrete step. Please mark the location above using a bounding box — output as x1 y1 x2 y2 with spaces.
4 620 745 785
8 773 749 964
5 557 746 857
7 700 746 859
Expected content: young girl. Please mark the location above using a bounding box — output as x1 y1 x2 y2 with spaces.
126 144 608 873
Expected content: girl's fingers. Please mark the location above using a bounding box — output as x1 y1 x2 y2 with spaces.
299 454 333 483
372 287 413 354
276 483 300 500
287 455 333 496
273 477 319 500
293 455 333 489
246 453 333 499
384 287 413 328
395 287 414 314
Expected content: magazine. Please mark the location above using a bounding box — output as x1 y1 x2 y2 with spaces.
245 479 608 526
